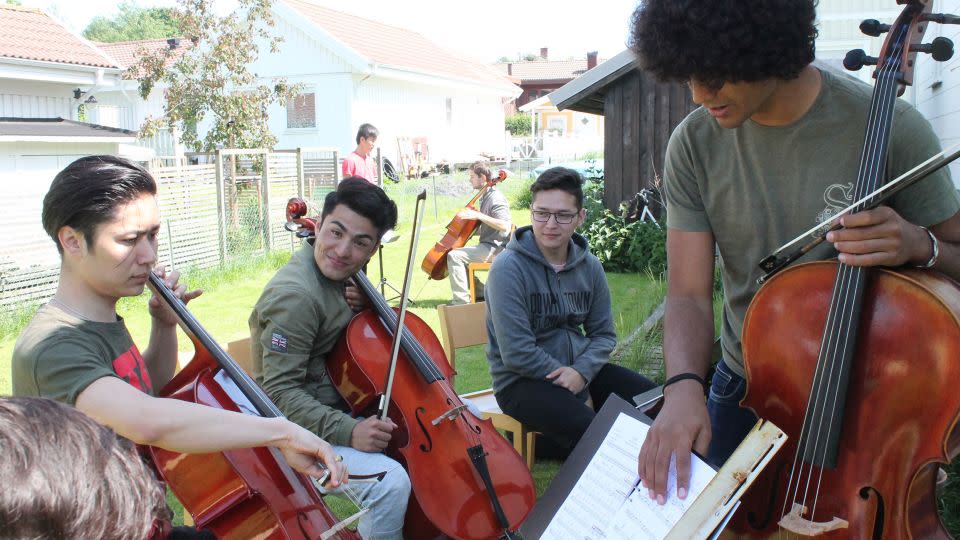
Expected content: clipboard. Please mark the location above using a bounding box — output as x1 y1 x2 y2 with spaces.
520 394 657 538
520 394 786 539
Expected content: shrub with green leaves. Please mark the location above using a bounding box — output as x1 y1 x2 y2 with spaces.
581 182 666 276
512 179 534 209
505 113 532 136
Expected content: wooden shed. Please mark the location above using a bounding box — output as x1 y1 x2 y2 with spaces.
551 50 696 214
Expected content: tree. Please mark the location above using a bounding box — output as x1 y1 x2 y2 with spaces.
134 0 298 153
82 2 181 43
5 0 23 6
505 113 532 136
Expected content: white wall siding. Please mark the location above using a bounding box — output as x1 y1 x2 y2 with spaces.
249 18 354 78
914 0 960 185
354 78 506 164
270 73 353 151
0 79 80 119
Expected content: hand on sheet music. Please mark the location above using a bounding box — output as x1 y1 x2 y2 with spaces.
826 206 931 268
637 382 710 504
546 366 587 394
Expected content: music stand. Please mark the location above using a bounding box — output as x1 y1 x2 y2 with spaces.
377 229 405 302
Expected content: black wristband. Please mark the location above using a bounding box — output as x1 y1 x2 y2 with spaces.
662 372 706 390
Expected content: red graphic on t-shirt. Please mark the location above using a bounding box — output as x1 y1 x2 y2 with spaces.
112 345 154 394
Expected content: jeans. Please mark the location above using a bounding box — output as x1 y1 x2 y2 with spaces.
321 446 410 540
213 371 410 540
446 244 499 304
706 360 758 468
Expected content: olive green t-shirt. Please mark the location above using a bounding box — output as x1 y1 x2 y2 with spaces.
249 241 360 447
12 305 154 405
664 67 960 377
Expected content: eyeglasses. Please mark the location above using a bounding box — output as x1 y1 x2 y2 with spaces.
531 210 578 224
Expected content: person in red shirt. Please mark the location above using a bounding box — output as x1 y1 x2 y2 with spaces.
342 123 379 183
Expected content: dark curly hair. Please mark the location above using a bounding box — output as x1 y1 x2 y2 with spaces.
628 0 818 85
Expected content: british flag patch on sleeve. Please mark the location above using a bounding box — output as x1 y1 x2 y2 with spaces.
270 332 288 353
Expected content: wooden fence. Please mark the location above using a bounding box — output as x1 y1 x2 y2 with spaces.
0 148 339 310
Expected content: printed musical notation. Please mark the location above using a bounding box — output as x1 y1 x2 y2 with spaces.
540 413 716 540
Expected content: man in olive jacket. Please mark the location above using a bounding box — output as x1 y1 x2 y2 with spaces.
249 178 409 540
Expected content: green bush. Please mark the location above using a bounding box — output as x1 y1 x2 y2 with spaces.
512 179 534 209
505 113 532 136
581 182 666 276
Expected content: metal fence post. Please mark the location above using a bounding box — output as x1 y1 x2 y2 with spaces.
296 147 305 198
333 150 340 185
215 149 227 265
262 150 272 253
376 147 383 187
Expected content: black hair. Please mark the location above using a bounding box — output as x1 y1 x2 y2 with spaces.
628 0 817 85
531 167 585 209
321 177 398 238
355 123 379 144
469 161 492 182
42 155 157 254
0 396 169 539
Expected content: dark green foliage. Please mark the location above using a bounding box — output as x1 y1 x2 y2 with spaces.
581 182 666 275
505 113 532 136
82 2 181 43
512 179 534 209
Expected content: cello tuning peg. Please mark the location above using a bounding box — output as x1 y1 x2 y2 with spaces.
921 13 960 26
913 37 955 62
859 19 890 37
844 49 878 71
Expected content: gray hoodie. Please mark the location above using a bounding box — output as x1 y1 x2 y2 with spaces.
485 225 616 394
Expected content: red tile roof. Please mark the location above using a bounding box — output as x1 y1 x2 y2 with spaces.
97 38 191 75
494 59 604 82
282 0 515 90
0 5 120 69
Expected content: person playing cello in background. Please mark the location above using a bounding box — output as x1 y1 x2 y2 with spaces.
248 177 410 540
629 0 960 506
446 161 512 305
11 155 346 537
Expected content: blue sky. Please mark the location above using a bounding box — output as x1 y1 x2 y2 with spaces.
21 0 640 63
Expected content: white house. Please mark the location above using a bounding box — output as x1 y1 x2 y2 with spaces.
0 4 146 273
816 0 960 183
251 0 520 165
91 1 519 168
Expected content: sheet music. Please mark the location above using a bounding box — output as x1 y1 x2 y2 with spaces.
540 412 716 539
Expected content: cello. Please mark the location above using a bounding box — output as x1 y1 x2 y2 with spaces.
735 2 960 537
146 273 368 540
286 195 537 539
421 169 508 280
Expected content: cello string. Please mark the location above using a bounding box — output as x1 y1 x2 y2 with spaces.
809 32 904 518
807 19 907 521
783 16 908 525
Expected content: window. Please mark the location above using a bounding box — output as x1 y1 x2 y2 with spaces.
287 92 316 129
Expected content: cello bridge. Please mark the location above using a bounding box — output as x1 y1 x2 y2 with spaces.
778 502 849 535
432 404 467 426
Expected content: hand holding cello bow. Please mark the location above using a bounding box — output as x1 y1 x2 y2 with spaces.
287 190 536 540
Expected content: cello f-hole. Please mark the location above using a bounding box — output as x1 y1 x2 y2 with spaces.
415 407 433 452
858 486 885 540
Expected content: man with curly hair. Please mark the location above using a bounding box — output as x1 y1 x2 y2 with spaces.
629 0 960 505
